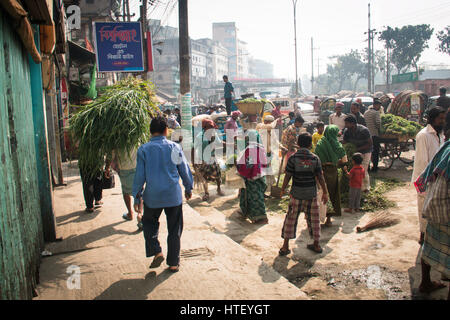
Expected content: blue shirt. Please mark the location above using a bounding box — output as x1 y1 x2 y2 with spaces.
132 136 193 208
224 81 234 99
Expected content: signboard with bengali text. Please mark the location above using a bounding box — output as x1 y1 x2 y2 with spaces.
94 22 144 72
391 72 418 84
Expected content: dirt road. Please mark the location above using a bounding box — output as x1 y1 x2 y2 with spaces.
189 157 448 300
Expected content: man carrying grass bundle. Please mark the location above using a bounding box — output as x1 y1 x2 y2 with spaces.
132 117 193 273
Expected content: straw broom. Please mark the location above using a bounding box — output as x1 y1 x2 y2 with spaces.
356 211 400 233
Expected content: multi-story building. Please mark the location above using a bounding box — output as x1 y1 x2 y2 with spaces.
237 39 249 79
213 22 239 79
249 58 274 79
196 38 230 84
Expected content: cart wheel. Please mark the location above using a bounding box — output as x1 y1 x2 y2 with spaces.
398 139 415 164
379 143 395 170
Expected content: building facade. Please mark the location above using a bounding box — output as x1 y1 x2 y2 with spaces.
213 22 239 80
249 58 274 79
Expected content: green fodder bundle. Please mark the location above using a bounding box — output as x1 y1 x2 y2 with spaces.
69 77 160 177
380 114 423 137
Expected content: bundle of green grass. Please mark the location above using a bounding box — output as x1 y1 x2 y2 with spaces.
380 114 422 137
69 77 160 177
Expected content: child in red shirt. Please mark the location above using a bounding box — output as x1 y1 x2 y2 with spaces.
344 153 365 213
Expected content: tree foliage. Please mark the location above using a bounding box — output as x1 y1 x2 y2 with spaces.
379 24 434 74
436 26 450 55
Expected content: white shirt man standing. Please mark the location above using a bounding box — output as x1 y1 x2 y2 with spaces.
329 102 347 131
412 106 446 244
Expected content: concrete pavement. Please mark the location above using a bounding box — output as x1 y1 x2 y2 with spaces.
34 162 307 300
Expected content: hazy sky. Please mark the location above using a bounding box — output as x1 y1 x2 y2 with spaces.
131 0 450 79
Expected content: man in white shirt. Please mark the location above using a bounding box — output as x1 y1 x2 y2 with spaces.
412 106 446 244
329 102 347 132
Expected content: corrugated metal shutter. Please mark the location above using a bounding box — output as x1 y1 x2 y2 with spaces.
0 11 44 300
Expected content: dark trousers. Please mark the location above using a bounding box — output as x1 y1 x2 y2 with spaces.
142 204 183 267
225 98 232 115
80 171 103 209
371 136 381 170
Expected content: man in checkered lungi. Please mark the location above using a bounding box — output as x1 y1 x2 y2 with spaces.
279 133 329 255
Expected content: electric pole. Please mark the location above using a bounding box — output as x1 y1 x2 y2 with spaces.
311 37 314 95
126 0 131 21
179 0 193 151
292 0 299 97
367 3 371 93
386 46 390 92
122 0 126 21
140 0 148 80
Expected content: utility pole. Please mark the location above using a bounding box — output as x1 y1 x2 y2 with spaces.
367 3 371 93
122 0 126 21
140 0 148 80
126 0 131 21
311 37 314 95
386 46 390 92
179 0 193 151
292 0 299 97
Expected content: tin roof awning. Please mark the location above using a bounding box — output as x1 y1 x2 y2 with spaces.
68 41 96 64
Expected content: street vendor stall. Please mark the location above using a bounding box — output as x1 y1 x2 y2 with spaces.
377 114 423 170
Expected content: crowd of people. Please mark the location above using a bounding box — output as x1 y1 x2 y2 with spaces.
77 84 449 297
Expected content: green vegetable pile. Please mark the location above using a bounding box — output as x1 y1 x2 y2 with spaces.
381 114 422 137
69 77 159 177
239 98 264 103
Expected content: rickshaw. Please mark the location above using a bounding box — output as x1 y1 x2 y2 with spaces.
319 97 337 125
378 90 427 170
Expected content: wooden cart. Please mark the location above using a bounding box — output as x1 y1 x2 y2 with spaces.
378 134 415 170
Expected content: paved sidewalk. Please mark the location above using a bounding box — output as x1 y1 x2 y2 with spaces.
34 162 307 300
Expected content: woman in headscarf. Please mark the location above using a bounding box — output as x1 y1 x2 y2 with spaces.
236 130 269 224
414 141 449 298
314 125 348 226
193 119 225 201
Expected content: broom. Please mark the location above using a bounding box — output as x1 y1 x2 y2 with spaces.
356 211 400 233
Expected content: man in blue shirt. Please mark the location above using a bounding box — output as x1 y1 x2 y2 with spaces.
132 117 193 272
223 75 234 115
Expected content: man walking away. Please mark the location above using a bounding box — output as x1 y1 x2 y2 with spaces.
132 117 193 272
364 98 382 172
279 133 328 256
112 148 139 226
223 75 234 115
412 106 446 245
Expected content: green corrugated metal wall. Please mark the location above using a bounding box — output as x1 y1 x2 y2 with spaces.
0 11 44 299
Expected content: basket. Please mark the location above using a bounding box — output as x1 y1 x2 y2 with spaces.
235 101 264 115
